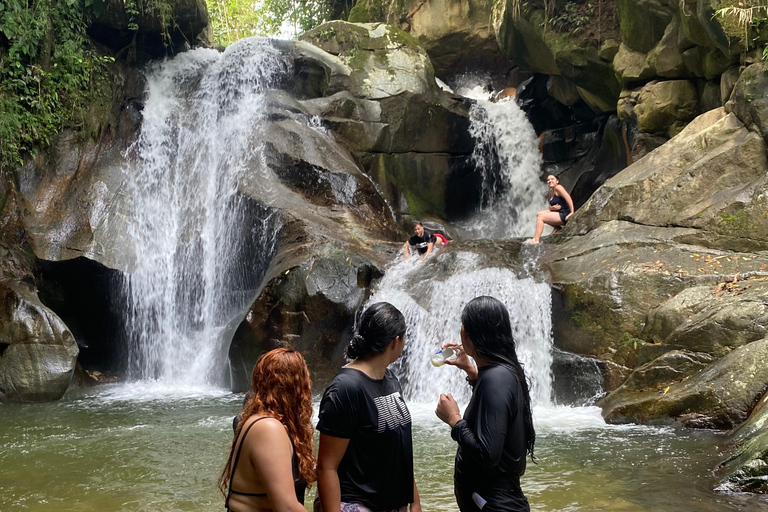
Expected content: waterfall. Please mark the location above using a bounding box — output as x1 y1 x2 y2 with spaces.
123 38 287 388
371 81 553 404
367 254 553 406
456 86 545 239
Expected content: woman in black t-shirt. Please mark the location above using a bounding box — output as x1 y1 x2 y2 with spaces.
435 296 536 512
317 302 421 512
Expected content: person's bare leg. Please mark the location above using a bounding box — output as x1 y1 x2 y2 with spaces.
530 211 564 243
529 210 548 243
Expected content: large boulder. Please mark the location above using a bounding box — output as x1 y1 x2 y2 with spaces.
726 62 768 143
573 108 768 247
0 245 78 402
547 105 768 428
717 392 768 492
617 80 700 135
492 2 620 112
296 23 481 221
300 21 437 100
347 0 513 78
616 0 676 52
599 337 768 428
548 220 768 368
14 65 146 273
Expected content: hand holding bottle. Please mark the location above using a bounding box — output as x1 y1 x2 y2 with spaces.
441 342 478 381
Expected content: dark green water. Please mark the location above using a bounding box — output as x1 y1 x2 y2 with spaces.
2 386 767 512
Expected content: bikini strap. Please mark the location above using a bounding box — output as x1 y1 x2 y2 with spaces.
225 416 270 508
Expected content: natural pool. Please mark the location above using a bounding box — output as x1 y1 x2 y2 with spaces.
2 385 767 512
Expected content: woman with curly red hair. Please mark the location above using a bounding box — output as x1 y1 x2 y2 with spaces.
219 348 316 512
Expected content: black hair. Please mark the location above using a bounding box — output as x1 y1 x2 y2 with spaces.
347 302 406 359
414 222 423 228
461 296 536 461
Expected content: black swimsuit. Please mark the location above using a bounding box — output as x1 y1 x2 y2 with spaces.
226 417 307 510
549 194 570 223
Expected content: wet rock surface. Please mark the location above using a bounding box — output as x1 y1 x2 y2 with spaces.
0 245 78 402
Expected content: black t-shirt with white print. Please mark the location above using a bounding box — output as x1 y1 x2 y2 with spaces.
408 230 436 255
317 367 414 511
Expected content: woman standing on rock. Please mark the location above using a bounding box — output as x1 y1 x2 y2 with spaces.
219 348 315 512
316 302 421 512
528 174 574 244
435 296 536 512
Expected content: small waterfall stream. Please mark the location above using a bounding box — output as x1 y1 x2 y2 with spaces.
367 254 553 406
123 39 287 389
455 85 545 239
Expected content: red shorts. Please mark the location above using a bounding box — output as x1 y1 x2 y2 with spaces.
434 233 448 245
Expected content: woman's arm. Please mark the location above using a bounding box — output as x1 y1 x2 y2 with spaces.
317 433 351 512
410 479 422 512
556 184 575 219
249 419 308 512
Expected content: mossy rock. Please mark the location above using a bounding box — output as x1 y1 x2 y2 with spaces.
493 4 619 111
300 21 436 100
726 62 768 143
599 337 768 428
616 0 675 52
718 393 768 492
358 151 480 220
493 4 559 75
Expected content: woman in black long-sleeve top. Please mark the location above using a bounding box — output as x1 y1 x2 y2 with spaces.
435 296 536 512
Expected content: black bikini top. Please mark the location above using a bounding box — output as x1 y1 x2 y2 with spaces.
226 417 307 509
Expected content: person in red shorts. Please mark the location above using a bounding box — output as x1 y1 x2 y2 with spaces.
403 222 447 261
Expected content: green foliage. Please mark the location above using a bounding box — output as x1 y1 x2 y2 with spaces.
207 0 350 46
549 1 592 35
715 1 768 58
0 0 114 174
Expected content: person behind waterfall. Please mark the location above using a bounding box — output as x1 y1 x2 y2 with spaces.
219 348 315 512
435 296 536 512
528 174 574 244
316 302 421 512
403 222 445 261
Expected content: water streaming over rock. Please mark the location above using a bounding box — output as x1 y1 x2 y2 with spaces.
366 253 553 406
456 85 545 239
123 39 288 388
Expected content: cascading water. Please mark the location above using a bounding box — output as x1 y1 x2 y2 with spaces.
123 39 287 390
455 85 545 239
366 254 553 406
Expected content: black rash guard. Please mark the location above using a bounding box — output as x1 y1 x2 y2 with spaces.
451 364 530 512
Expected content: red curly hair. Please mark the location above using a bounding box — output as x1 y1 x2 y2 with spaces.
219 348 316 497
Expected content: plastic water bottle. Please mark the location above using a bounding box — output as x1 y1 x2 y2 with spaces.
431 347 458 367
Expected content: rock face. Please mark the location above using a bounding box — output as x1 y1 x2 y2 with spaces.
347 0 513 78
717 392 768 493
727 63 768 143
297 22 480 221
546 103 768 428
599 338 768 428
0 245 78 402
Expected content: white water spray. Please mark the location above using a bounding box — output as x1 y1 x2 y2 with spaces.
123 39 287 389
367 253 553 406
457 85 545 239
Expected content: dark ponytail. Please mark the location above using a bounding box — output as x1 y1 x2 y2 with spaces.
347 302 406 359
461 296 536 461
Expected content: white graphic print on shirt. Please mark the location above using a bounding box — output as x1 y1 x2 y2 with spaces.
373 391 411 433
